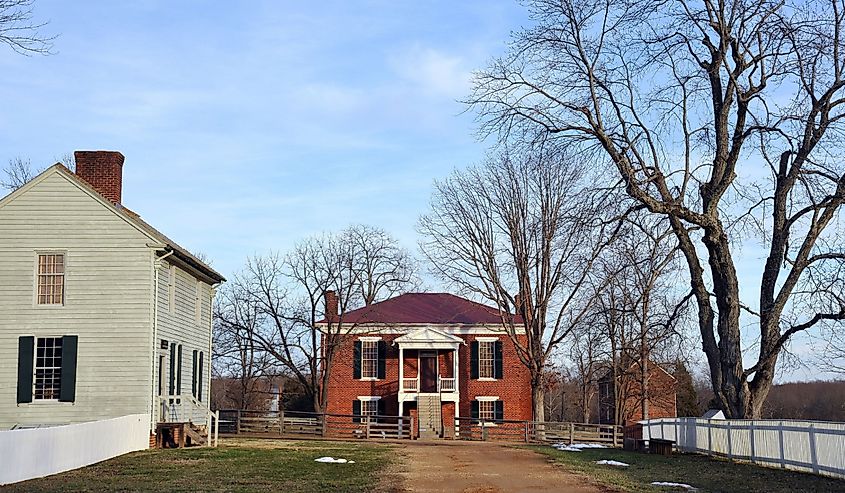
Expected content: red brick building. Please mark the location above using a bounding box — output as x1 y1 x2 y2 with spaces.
318 292 532 438
597 360 677 426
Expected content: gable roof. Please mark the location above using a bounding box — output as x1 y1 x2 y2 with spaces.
0 164 225 284
319 293 521 325
394 327 466 344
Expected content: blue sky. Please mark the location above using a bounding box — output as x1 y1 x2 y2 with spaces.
0 0 525 277
0 1 836 381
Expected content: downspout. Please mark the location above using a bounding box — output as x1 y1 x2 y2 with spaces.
150 248 175 433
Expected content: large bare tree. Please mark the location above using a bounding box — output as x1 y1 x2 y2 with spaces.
419 144 620 425
469 0 845 417
0 0 53 55
215 225 418 413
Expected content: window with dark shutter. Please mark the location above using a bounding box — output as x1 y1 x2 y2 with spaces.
471 400 480 424
17 336 34 404
377 340 386 379
192 350 198 398
169 343 176 395
470 341 479 379
59 335 78 402
352 400 362 423
353 341 362 379
494 341 503 379
198 352 204 401
176 345 183 395
494 400 504 423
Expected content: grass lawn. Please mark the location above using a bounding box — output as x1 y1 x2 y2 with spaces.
532 445 845 493
1 438 399 493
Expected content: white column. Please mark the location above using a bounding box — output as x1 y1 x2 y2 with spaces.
453 345 459 395
399 346 404 393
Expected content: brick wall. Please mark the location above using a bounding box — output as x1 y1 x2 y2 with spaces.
325 331 534 422
74 151 125 204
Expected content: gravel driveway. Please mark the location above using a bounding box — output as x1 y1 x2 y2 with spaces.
391 441 604 493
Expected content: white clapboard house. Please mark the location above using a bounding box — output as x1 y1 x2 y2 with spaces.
0 151 225 446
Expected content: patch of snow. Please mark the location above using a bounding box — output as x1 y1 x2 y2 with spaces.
553 446 582 452
595 460 629 467
651 482 697 490
314 457 354 464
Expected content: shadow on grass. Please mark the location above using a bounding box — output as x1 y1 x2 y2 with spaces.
531 445 845 493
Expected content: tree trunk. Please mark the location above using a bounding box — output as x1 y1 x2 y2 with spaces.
532 376 546 440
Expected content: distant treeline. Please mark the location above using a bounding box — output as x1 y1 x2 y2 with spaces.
696 380 845 422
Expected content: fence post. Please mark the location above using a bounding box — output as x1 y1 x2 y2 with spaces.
236 410 242 435
809 424 820 475
749 421 756 464
365 417 371 439
524 422 529 443
727 421 733 460
279 408 285 435
321 413 327 438
778 422 786 469
411 416 416 440
613 426 618 448
399 417 404 439
569 423 574 445
482 421 488 441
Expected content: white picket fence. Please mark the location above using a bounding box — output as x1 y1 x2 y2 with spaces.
0 414 150 485
641 417 845 479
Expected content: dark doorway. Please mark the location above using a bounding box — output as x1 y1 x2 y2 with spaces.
420 352 438 393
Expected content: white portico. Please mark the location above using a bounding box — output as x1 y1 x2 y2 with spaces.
395 327 463 417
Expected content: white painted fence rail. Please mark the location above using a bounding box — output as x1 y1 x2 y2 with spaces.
641 417 845 479
0 414 150 485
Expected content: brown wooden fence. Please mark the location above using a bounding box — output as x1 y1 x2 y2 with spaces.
218 409 621 445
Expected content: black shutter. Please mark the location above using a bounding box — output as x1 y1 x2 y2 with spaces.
176 344 183 395
377 340 386 379
494 341 504 379
377 399 386 421
470 341 479 379
59 335 78 403
192 350 198 397
198 352 204 401
353 341 362 379
352 400 361 423
169 343 176 395
471 400 479 423
17 336 34 404
494 400 504 423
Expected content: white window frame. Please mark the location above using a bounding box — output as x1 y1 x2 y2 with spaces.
34 252 66 307
357 396 380 418
360 338 380 380
477 338 496 380
33 336 63 401
476 396 499 425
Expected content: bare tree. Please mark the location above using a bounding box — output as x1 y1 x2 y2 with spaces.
468 0 845 418
1 157 36 191
419 144 620 427
216 226 418 413
0 0 53 55
212 281 277 410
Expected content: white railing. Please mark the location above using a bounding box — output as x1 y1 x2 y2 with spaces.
438 377 456 392
159 395 219 447
402 378 419 392
0 414 150 485
642 417 845 479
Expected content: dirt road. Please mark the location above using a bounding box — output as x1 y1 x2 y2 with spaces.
391 441 605 493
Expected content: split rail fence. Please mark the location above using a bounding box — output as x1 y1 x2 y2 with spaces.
642 417 845 479
218 409 621 445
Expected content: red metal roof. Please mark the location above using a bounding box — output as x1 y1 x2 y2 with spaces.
319 293 521 325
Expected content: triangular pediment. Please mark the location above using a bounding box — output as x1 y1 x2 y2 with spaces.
394 327 464 345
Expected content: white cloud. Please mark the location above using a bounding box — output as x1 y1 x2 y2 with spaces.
390 45 471 98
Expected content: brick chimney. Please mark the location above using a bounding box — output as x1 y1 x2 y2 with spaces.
325 290 338 323
74 151 125 204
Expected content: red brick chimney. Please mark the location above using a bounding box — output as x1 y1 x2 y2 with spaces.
325 290 338 323
74 151 125 204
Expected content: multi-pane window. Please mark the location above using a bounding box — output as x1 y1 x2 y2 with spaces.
478 341 495 378
360 399 378 418
34 337 63 400
37 254 65 305
478 400 496 422
361 341 378 379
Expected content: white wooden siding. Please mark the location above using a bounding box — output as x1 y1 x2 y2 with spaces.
0 171 154 428
154 262 213 423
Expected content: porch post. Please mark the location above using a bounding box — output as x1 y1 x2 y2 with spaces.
399 346 404 393
453 345 459 394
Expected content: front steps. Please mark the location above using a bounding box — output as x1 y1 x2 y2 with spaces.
155 422 208 448
417 394 442 439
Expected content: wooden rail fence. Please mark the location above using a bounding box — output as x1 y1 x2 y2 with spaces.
218 409 621 445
